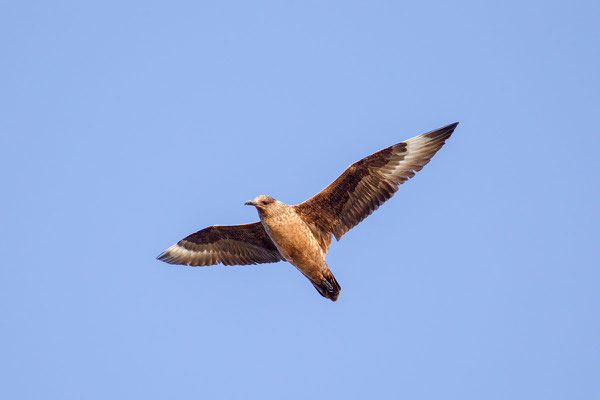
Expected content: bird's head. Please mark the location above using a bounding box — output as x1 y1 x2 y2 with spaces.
245 195 279 213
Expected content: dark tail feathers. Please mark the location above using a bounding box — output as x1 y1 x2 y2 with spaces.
312 270 341 301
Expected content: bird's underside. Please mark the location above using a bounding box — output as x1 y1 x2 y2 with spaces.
157 122 458 301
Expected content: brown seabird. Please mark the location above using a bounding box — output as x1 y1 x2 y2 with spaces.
157 122 458 301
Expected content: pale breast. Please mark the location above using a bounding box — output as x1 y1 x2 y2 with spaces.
261 207 325 267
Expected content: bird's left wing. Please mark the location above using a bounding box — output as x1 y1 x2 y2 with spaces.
295 122 457 246
157 222 285 266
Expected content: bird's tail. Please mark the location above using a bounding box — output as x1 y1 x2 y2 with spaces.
312 269 341 301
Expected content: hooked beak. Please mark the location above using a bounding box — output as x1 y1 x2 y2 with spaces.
244 200 256 206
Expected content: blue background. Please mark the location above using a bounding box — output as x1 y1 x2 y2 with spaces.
2 1 599 399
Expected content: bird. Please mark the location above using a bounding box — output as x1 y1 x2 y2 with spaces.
157 122 458 301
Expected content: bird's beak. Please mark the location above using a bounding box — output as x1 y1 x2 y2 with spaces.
245 200 256 206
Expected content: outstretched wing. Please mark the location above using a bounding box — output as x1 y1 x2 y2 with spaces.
295 123 457 247
157 222 285 266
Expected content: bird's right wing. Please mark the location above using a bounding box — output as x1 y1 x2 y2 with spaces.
157 222 285 266
295 123 457 248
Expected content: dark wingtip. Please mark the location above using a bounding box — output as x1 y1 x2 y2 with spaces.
424 122 459 139
440 121 459 131
156 249 173 263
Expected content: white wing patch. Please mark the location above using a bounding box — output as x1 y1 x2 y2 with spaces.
158 244 212 266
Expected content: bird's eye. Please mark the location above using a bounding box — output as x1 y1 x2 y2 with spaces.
261 201 267 205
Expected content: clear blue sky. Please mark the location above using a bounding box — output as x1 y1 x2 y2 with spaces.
1 1 599 399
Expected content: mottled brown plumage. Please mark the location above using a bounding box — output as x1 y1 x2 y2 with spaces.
157 222 284 266
157 122 458 301
295 122 456 245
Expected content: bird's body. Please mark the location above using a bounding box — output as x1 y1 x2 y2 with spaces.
158 122 458 301
260 202 325 274
256 198 339 299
